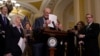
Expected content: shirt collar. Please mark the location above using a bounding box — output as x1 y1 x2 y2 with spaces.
88 22 93 26
1 14 7 17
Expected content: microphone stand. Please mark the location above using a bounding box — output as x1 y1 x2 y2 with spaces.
64 42 67 56
78 41 84 56
79 44 82 56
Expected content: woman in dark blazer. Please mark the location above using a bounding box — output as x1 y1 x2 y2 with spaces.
5 15 24 56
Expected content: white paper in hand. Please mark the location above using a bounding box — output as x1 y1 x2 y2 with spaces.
18 37 26 53
48 14 57 28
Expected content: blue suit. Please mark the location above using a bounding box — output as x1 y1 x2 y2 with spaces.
33 17 44 30
33 17 45 43
33 17 48 56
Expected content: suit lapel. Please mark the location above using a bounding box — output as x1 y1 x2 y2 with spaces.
86 23 93 32
14 27 21 36
39 17 44 28
40 17 44 24
0 14 4 25
0 14 9 26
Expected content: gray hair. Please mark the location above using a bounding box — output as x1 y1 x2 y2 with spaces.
10 15 22 24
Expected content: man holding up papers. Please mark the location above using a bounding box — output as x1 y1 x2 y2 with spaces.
33 7 63 56
33 8 63 31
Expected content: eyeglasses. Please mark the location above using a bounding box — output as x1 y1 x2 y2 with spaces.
86 17 92 18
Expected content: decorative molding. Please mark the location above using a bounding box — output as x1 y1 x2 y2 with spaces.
17 0 42 3
17 1 39 13
40 0 51 12
47 0 58 12
29 1 42 10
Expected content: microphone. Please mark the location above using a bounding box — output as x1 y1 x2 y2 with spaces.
52 21 56 29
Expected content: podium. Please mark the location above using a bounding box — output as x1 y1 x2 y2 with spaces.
43 28 67 36
43 28 67 56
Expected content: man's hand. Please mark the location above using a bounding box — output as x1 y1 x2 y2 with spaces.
45 20 51 24
78 40 84 45
79 34 85 38
55 23 63 30
4 53 13 56
43 20 51 27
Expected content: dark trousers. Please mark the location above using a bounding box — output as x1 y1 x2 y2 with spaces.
0 37 5 56
32 43 44 56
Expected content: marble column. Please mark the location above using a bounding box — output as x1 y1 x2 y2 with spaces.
84 0 92 14
74 0 80 23
94 0 100 23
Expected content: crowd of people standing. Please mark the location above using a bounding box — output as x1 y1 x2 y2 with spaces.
0 5 100 56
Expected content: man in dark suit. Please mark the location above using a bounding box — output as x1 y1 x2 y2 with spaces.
0 6 10 56
33 7 63 56
33 7 52 56
79 14 100 56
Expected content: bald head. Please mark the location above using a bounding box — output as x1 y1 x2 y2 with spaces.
44 8 51 12
43 7 51 19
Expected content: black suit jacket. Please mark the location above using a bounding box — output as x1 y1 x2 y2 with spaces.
0 14 10 40
5 25 24 56
83 23 100 56
0 14 10 30
0 14 10 56
85 23 99 39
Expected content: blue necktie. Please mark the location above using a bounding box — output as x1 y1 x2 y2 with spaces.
3 16 7 25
